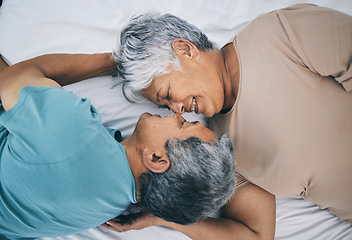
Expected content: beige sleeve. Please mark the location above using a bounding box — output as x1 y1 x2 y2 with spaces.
277 4 352 91
235 173 252 192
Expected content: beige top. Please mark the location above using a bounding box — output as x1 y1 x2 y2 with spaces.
210 4 352 223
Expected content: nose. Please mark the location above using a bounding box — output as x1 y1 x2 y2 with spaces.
173 113 186 122
168 101 184 114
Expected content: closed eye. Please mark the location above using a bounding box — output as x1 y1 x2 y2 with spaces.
178 120 185 128
156 87 170 102
166 88 170 100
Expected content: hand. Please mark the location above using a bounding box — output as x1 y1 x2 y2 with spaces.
100 209 164 233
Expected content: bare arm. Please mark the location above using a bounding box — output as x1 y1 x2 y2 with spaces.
0 54 9 73
0 53 115 111
102 184 276 240
22 53 116 86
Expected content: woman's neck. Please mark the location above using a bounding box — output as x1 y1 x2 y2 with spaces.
220 43 240 113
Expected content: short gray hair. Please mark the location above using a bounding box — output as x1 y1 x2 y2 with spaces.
114 13 214 103
139 134 236 225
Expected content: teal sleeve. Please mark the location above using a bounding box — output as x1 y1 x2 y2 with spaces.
105 127 123 142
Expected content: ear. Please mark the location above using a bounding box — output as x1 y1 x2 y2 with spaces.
172 38 200 59
142 149 170 173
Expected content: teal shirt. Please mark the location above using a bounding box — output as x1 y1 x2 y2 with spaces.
0 86 136 239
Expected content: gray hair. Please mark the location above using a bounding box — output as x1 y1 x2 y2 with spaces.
139 134 236 225
114 13 214 103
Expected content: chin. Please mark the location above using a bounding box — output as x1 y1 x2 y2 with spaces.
204 107 219 118
203 111 215 118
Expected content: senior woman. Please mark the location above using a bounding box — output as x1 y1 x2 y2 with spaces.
111 3 352 239
0 54 236 239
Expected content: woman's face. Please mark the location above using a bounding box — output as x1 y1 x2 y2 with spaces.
133 113 217 148
142 56 225 118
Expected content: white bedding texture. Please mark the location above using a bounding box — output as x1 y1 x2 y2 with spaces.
0 0 351 239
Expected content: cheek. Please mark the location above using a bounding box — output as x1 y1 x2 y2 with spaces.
155 125 180 141
209 85 224 108
172 82 193 100
200 88 223 114
138 121 158 137
196 75 220 96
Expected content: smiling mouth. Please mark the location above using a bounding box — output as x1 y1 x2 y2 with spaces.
190 97 198 113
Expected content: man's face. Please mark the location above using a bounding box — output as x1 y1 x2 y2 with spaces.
133 113 217 149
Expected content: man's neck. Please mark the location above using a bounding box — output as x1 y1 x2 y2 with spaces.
120 138 141 201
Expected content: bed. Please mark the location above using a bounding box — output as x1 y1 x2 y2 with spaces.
0 0 351 239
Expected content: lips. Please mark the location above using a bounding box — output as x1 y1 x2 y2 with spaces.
189 97 198 113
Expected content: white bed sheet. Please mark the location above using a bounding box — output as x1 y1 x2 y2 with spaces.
0 0 351 239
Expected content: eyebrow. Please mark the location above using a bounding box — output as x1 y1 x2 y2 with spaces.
183 121 199 128
188 121 199 126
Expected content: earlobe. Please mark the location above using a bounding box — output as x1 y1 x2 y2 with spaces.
142 149 170 173
172 38 199 59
